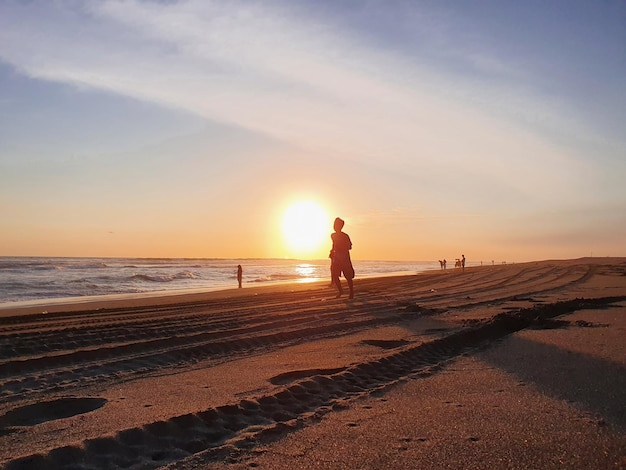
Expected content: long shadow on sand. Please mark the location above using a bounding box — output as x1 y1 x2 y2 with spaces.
483 334 626 430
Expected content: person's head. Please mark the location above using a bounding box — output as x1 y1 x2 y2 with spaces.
333 217 345 232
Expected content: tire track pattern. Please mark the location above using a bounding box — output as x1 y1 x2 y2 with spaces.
4 297 623 470
0 263 602 404
0 315 395 402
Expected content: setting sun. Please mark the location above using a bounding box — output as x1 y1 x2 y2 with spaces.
281 201 330 259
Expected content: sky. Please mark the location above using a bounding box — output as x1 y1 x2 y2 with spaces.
1 0 625 262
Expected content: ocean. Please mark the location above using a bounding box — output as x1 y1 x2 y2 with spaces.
0 257 443 305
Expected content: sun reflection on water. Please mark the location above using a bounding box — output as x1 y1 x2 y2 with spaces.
295 263 320 282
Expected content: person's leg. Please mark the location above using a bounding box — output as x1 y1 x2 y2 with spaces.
347 278 354 299
332 270 343 297
334 279 343 297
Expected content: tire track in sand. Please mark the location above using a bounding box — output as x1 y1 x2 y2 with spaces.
0 264 597 403
3 296 623 470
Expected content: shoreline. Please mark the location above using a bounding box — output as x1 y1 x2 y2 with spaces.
5 255 607 312
0 269 431 318
0 256 618 317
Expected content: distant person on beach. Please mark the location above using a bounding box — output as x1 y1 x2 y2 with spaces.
439 260 443 270
237 265 243 288
462 254 466 271
330 217 354 299
443 259 447 270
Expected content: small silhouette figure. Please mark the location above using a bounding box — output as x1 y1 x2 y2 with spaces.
329 217 354 299
237 264 243 288
439 260 443 270
461 254 466 271
443 259 447 270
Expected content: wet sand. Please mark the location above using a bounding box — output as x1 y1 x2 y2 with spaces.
1 258 625 469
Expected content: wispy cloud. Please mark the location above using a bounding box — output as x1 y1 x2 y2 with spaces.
0 0 621 203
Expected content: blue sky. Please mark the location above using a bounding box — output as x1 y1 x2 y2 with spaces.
0 0 624 260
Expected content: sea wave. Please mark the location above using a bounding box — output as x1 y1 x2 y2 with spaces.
0 280 32 290
175 271 200 280
130 271 200 283
68 279 101 288
249 273 312 283
0 261 60 271
66 262 109 270
0 260 109 270
0 257 441 304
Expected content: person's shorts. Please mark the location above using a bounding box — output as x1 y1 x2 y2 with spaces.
331 255 355 280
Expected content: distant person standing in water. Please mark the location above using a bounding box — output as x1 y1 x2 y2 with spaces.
330 217 355 299
461 254 466 271
237 264 243 288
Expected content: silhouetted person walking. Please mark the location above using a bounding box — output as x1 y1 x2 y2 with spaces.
330 217 354 299
237 264 243 288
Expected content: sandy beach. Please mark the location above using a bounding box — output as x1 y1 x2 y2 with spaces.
1 258 625 469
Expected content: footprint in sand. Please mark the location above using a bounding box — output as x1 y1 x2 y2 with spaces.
0 397 106 428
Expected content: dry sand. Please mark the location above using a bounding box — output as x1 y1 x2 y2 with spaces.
0 258 625 469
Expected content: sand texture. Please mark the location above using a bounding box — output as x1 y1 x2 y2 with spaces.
1 258 625 469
